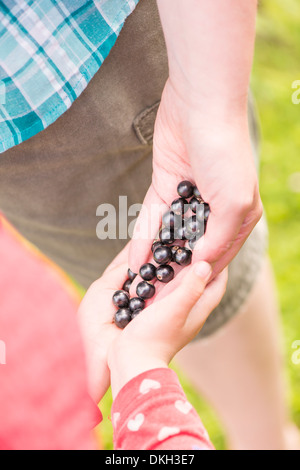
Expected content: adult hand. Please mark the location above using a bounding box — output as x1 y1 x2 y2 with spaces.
129 79 263 278
129 0 262 278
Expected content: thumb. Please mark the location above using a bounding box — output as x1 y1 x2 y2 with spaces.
158 261 212 321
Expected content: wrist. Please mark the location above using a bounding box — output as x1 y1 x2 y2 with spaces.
157 0 256 118
171 75 249 115
108 344 168 399
163 78 249 133
181 108 251 156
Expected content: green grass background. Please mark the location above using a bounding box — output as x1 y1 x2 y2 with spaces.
95 0 300 449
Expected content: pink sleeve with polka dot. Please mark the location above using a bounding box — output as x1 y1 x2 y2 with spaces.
111 368 214 450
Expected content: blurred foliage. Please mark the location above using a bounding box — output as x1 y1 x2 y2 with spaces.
96 0 300 449
252 0 300 432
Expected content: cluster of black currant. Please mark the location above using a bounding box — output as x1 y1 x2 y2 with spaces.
112 180 210 329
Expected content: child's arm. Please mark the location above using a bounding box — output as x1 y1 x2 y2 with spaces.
111 368 214 451
79 254 227 450
106 262 227 450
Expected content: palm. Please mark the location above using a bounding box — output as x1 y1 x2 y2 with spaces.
130 79 262 276
152 84 192 205
78 284 122 404
77 249 134 404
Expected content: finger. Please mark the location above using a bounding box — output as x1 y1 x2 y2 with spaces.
209 208 263 276
192 207 243 261
146 261 212 325
93 262 129 291
79 262 129 328
191 200 261 274
129 254 185 303
186 268 228 331
102 241 131 275
128 184 168 273
144 262 192 305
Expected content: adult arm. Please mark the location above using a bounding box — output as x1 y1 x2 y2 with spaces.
129 0 262 277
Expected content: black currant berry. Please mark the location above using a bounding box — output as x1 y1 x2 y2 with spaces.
122 278 132 293
174 224 187 241
136 281 156 299
129 297 145 312
174 247 192 266
190 196 201 214
151 240 163 253
131 308 143 320
139 263 156 281
185 215 204 239
203 203 210 221
127 268 137 281
162 210 182 230
194 202 205 223
112 290 130 308
156 265 175 283
177 180 194 199
171 245 181 261
114 308 132 329
193 186 202 200
153 245 172 265
171 198 189 216
188 236 200 250
159 227 175 245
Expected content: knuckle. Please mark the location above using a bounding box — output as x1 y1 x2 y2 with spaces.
256 199 264 220
193 280 206 299
229 188 260 216
89 279 103 293
237 196 255 214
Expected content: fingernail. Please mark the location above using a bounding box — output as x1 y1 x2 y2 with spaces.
194 262 212 281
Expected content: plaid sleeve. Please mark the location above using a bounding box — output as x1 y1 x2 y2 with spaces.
0 0 139 153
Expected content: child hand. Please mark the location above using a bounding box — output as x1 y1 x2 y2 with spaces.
77 245 131 404
78 243 227 403
107 261 228 398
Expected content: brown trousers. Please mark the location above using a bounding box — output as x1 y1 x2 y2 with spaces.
0 0 267 337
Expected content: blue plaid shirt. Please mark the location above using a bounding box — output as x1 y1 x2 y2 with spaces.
0 0 139 153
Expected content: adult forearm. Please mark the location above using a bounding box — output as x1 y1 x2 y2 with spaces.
157 0 258 117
